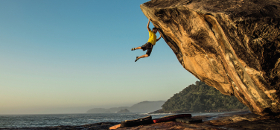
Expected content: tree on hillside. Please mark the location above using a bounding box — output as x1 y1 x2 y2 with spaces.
161 81 248 112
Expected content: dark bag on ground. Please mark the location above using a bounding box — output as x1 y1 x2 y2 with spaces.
120 115 153 127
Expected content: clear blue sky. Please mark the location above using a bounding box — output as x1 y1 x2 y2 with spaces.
0 0 197 115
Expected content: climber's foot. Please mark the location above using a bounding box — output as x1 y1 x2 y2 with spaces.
135 56 140 62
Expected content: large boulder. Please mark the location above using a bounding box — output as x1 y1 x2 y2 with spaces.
141 0 280 115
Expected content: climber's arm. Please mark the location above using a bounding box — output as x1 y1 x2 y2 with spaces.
156 34 162 42
147 19 151 31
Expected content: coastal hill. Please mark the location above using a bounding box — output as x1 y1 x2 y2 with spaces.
159 81 248 113
129 101 165 113
141 0 280 115
87 101 165 113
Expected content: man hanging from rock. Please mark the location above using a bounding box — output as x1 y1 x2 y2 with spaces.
131 19 162 62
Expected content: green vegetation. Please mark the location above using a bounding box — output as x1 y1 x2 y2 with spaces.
161 81 248 113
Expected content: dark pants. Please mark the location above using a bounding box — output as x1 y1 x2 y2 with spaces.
141 42 154 56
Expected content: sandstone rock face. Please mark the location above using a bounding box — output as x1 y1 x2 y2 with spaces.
141 0 280 115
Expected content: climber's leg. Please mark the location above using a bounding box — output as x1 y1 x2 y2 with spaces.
135 54 149 62
131 47 142 51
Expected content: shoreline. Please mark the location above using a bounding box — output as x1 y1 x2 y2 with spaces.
0 111 244 130
0 122 120 130
149 108 249 114
118 110 280 130
2 110 280 130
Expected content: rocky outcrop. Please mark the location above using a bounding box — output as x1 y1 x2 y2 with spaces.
118 111 280 130
141 0 280 115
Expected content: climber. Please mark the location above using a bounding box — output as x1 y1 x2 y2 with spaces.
131 19 162 62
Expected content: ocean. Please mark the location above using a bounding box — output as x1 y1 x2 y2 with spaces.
0 112 233 128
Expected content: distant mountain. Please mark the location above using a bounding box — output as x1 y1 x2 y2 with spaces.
87 107 129 113
129 101 165 113
108 107 129 113
86 101 165 113
117 109 130 113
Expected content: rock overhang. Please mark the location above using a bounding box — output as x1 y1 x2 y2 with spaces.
141 0 280 115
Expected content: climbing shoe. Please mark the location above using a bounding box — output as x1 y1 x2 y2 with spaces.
135 56 140 62
131 48 136 51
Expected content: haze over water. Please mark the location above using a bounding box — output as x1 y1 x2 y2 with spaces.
0 0 197 115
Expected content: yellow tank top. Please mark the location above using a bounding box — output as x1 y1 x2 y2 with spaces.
147 31 157 45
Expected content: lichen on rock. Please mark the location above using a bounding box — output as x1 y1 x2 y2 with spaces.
141 0 280 115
